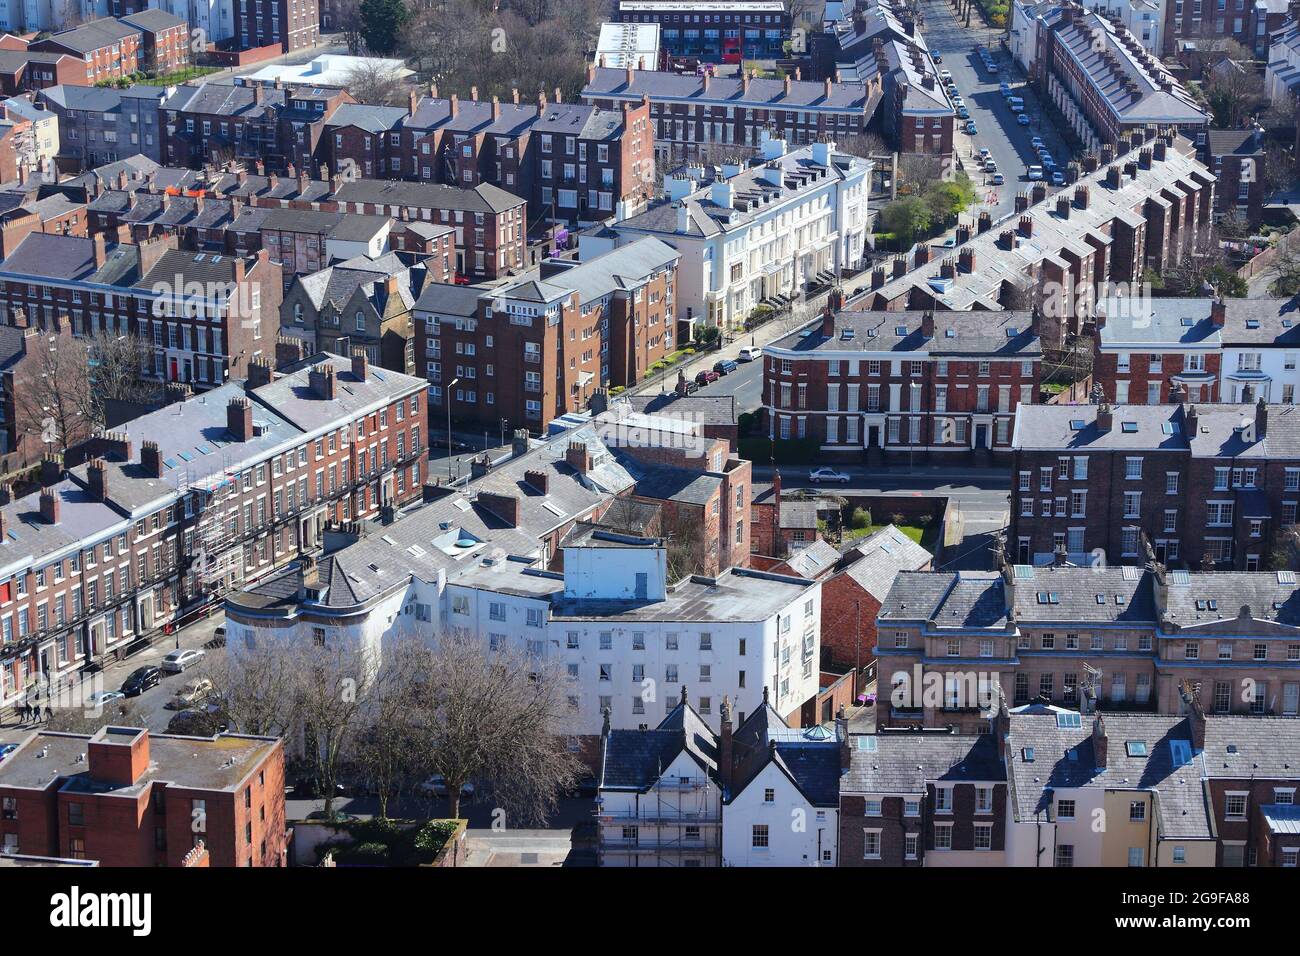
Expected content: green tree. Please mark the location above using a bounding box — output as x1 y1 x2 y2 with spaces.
880 196 933 245
359 0 409 56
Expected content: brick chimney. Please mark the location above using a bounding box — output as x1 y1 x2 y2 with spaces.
524 469 550 494
1091 714 1108 770
141 440 164 478
1031 182 1047 204
92 233 107 268
1018 215 1033 238
1106 165 1121 188
1179 679 1207 751
246 355 274 388
959 247 976 273
914 244 931 267
39 488 59 524
921 311 935 337
977 210 992 234
309 363 337 400
1096 402 1113 432
565 440 593 474
408 89 418 114
351 348 368 382
821 303 835 337
1074 185 1089 209
87 726 150 787
477 491 520 527
871 265 886 288
836 704 850 770
1210 297 1226 326
1256 396 1268 440
1056 196 1070 219
999 229 1015 250
87 457 108 502
227 397 254 441
891 256 907 278
1014 192 1029 213
939 257 956 279
39 453 62 487
0 482 10 505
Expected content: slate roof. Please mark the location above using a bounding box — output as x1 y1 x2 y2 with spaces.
839 525 932 599
495 237 680 307
0 479 128 575
412 281 488 318
1096 296 1223 348
1012 403 1186 452
120 8 187 31
1219 297 1300 346
1207 128 1265 157
620 392 737 426
583 66 874 112
842 732 1004 792
879 570 1010 630
1187 403 1300 460
334 179 525 214
621 456 721 507
1006 712 1210 839
326 102 407 134
732 740 844 807
1162 570 1300 630
1011 564 1157 625
780 540 843 579
599 700 719 790
38 17 139 54
248 352 427 435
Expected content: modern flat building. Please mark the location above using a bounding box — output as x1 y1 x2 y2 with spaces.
612 1 791 61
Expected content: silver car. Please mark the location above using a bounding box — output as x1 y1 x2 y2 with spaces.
160 648 205 673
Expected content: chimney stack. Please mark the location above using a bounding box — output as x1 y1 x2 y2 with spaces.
141 440 164 478
351 348 368 382
821 303 835 337
227 397 254 441
1018 215 1033 238
87 458 108 502
39 488 59 525
1256 396 1268 440
309 363 338 400
39 453 62 488
977 210 992 233
719 696 734 789
565 440 593 474
1096 402 1113 432
1210 297 1226 326
1092 715 1108 770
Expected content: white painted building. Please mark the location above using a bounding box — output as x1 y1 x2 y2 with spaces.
720 719 841 866
0 0 106 33
1267 21 1300 102
586 134 870 330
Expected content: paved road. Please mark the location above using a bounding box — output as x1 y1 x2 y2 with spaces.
694 356 764 411
921 0 1071 219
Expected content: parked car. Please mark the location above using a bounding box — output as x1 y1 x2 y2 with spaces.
165 678 213 710
808 466 850 484
694 369 720 386
999 82 1012 96
965 120 978 134
1052 171 1066 186
1030 136 1044 150
986 62 999 74
1008 96 1024 112
977 147 991 160
161 647 205 673
991 173 1005 185
1017 113 1030 126
166 705 227 736
939 69 953 82
421 775 475 799
738 345 763 362
0 743 17 762
932 51 943 63
983 159 997 173
84 690 124 709
121 665 161 697
713 359 738 375
680 378 700 395
956 106 969 120
1027 165 1043 181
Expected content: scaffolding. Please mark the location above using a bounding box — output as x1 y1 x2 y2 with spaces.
182 458 243 597
596 773 721 867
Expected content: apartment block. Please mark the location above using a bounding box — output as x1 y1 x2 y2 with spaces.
29 18 142 85
413 237 680 431
613 1 790 61
39 84 171 168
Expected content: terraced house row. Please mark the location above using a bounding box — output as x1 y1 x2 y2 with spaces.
597 693 1300 866
1010 399 1300 570
874 559 1300 734
0 352 427 710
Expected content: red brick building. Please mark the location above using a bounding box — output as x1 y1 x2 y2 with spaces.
30 18 143 86
764 308 1042 460
120 9 191 75
413 236 680 432
1091 295 1224 405
235 0 321 53
0 726 287 867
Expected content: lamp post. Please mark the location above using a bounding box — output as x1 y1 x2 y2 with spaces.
445 377 459 481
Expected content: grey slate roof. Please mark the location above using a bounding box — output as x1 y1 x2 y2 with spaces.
1162 571 1300 630
39 17 139 54
1010 564 1157 625
842 732 1004 793
776 310 1041 357
120 8 187 31
1096 296 1223 348
248 353 427 435
0 479 128 574
1006 712 1210 839
1012 403 1186 452
781 540 842 579
334 179 525 214
583 66 873 112
620 392 737 426
326 102 407 134
1219 297 1300 346
839 524 933 599
599 700 719 790
878 570 1010 630
620 456 721 507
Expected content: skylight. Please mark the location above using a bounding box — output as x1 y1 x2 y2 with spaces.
1070 420 1085 430
1021 747 1035 762
1056 713 1081 729
1121 422 1138 433
1125 741 1148 757
1246 319 1260 329
895 326 908 336
1180 317 1193 327
857 736 878 752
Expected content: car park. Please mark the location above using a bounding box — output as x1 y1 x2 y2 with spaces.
1017 113 1030 126
121 665 161 697
161 647 205 673
738 346 762 362
809 467 850 484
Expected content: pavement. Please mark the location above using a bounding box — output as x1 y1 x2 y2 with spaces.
0 610 227 737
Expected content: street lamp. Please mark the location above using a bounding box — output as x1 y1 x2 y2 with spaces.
445 378 459 481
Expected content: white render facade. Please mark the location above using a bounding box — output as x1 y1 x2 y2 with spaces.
722 756 838 867
593 135 870 330
1220 343 1300 404
598 748 722 867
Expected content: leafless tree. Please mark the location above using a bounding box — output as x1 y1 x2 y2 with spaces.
405 630 580 822
295 641 376 819
667 518 712 580
201 639 305 740
838 131 889 161
1204 63 1265 129
85 331 156 426
1263 141 1298 198
342 60 409 107
335 0 367 53
351 640 427 818
897 153 945 194
10 320 95 455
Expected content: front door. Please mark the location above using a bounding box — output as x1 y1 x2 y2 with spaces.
975 424 988 449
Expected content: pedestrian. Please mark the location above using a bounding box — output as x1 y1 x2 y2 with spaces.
43 704 52 722
21 702 31 723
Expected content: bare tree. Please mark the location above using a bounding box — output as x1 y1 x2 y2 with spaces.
897 153 944 194
342 60 409 107
351 640 427 818
201 639 304 739
10 320 96 455
1263 141 1298 198
667 518 711 579
85 330 156 426
295 641 375 819
838 131 889 161
1204 63 1264 129
405 630 580 822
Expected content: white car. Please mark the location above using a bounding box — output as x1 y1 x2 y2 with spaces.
738 345 763 362
808 467 850 484
1027 165 1043 181
165 678 213 710
939 69 953 82
160 648 205 673
421 775 475 799
83 690 123 709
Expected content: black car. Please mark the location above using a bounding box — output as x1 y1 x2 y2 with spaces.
121 665 161 697
713 359 738 375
